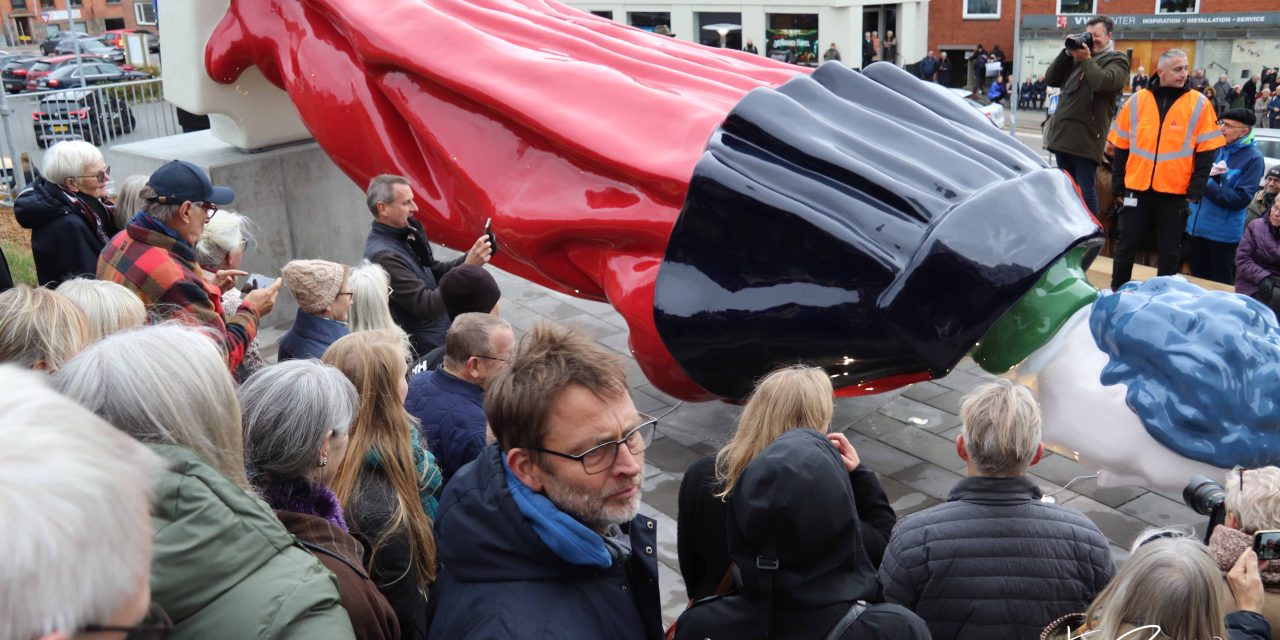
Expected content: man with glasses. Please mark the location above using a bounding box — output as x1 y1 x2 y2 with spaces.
1185 108 1265 285
406 312 513 484
98 160 281 376
429 322 661 640
0 366 172 640
1246 167 1280 227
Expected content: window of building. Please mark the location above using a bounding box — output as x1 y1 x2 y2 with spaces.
135 1 156 25
590 10 612 20
11 0 27 10
766 13 819 66
69 0 81 6
697 12 743 50
628 12 673 36
963 0 1000 19
1056 0 1095 14
1156 0 1198 13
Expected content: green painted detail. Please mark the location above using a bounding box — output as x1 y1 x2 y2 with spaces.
971 244 1100 373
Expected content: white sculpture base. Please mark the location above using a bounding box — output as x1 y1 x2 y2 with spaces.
110 131 369 336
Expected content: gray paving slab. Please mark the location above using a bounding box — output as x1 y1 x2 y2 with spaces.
1061 494 1152 549
901 381 951 403
646 437 707 475
890 462 968 503
876 425 970 474
918 389 967 415
876 396 962 434
843 430 927 476
1116 492 1208 539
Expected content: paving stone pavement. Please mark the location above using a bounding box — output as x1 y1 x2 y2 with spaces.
260 249 1208 629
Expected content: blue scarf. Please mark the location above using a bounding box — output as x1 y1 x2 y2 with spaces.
364 425 442 520
501 456 611 569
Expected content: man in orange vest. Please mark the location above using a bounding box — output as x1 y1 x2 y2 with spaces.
1107 49 1225 289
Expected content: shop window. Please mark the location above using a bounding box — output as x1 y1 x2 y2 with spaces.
590 10 613 20
628 12 673 36
766 13 819 66
697 12 743 50
963 0 1000 19
1056 0 1095 14
1156 0 1197 12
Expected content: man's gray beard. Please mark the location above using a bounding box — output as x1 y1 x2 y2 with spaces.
541 472 642 530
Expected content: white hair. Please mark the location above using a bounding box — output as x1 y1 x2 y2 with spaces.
111 174 149 232
1158 49 1188 70
42 140 103 187
348 261 412 355
960 379 1042 476
241 360 358 483
51 324 252 492
0 365 167 639
196 211 252 270
1226 466 1280 534
55 278 146 343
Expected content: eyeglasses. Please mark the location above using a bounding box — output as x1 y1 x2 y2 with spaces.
532 413 657 475
83 601 173 639
196 202 219 222
472 354 507 363
336 291 354 298
77 166 110 183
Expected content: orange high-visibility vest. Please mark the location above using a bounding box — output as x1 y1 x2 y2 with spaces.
1107 88 1225 195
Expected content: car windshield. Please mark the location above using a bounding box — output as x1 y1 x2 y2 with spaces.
29 62 51 73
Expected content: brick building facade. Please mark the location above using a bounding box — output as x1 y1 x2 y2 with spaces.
1 0 156 47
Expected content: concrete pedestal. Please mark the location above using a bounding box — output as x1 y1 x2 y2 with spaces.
110 131 369 337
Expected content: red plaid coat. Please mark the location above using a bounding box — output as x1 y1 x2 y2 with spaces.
98 221 259 373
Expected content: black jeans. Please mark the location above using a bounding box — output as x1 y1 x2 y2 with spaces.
1111 192 1188 290
1055 152 1099 216
1187 235 1238 285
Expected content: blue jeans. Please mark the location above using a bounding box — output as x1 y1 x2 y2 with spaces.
1054 152 1099 216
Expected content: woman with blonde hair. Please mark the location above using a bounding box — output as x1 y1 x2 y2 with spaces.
676 365 896 601
322 329 442 640
0 285 89 372
50 324 355 638
55 278 146 342
1042 529 1270 639
347 261 413 357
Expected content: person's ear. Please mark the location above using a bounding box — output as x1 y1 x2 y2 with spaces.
1227 511 1242 530
507 448 545 492
955 434 970 463
1029 442 1045 467
177 201 193 223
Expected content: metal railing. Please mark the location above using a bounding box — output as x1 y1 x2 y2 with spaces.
0 78 181 204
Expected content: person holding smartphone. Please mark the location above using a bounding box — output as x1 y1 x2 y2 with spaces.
1209 466 1280 632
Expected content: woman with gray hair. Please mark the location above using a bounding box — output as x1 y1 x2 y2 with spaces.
13 140 116 285
51 324 357 639
196 210 267 376
55 277 146 342
242 360 400 640
1041 530 1270 639
111 174 149 233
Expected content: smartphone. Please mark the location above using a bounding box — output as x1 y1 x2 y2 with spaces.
484 217 499 257
241 273 276 294
1253 529 1280 561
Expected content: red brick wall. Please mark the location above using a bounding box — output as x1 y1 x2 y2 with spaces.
929 0 1278 51
3 0 142 33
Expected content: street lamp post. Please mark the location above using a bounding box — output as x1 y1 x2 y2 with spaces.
1010 0 1023 135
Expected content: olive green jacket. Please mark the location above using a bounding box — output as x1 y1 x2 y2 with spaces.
1044 47 1131 164
148 443 356 639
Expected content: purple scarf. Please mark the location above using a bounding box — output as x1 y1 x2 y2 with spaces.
256 475 349 532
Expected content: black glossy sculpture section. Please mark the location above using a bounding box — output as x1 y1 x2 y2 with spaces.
654 61 1103 400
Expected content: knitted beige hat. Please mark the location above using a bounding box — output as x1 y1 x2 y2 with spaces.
282 260 349 314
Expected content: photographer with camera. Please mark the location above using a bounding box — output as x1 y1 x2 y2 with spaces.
1186 467 1280 636
1044 15 1130 217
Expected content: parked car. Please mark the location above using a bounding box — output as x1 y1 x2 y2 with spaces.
40 31 97 56
949 87 1006 129
24 54 135 91
102 28 160 54
34 62 151 91
2 57 40 93
1255 127 1280 181
33 90 136 148
54 38 125 64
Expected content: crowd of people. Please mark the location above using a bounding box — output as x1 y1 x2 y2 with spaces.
2 31 1280 640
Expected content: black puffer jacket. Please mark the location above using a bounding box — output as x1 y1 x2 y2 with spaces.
13 177 109 286
878 476 1114 640
674 430 930 640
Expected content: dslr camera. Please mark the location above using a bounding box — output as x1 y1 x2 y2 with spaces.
1184 475 1227 543
1064 32 1094 52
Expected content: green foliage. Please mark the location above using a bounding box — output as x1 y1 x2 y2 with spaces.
1 240 36 286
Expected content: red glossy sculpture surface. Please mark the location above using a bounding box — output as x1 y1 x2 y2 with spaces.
207 0 805 401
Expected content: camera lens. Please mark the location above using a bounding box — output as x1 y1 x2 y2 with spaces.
1183 475 1226 516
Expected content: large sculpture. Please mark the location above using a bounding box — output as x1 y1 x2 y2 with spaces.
167 0 1279 490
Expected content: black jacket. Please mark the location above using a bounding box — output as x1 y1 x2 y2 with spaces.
675 430 930 640
0 243 12 292
347 465 430 640
14 177 109 286
878 476 1114 640
1043 46 1130 164
677 452 897 601
363 219 463 357
428 445 662 639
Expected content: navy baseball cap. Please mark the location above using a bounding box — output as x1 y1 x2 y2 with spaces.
146 160 235 205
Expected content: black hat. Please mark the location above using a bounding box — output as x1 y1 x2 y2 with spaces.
1220 108 1256 127
439 264 501 318
1267 166 1280 181
146 160 235 206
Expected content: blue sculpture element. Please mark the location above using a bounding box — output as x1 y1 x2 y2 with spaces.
1090 276 1280 468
